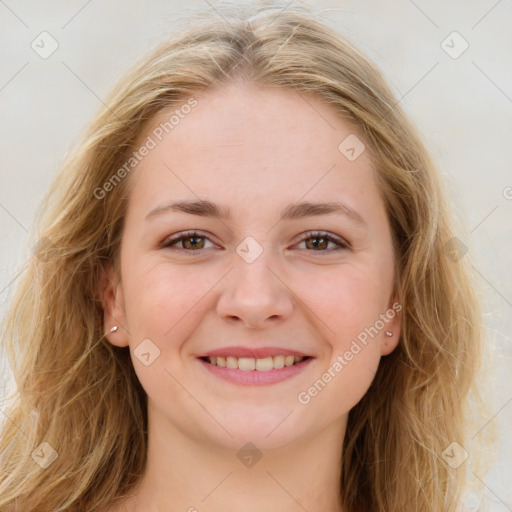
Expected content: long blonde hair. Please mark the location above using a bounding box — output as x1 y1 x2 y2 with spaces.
0 3 485 511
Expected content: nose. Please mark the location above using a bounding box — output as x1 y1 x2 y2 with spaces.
216 251 294 329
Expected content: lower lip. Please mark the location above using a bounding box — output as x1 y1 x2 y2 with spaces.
198 358 313 386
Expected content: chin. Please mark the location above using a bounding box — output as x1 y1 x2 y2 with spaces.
210 407 313 451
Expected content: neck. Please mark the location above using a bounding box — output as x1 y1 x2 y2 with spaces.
116 401 347 512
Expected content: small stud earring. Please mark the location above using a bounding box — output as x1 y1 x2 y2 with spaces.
110 326 118 333
385 331 393 337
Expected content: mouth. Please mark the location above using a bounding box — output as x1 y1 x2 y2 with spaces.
197 348 314 386
199 355 310 371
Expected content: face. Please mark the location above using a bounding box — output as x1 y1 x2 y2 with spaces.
100 81 401 451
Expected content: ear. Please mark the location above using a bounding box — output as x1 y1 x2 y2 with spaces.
380 290 402 356
98 261 129 348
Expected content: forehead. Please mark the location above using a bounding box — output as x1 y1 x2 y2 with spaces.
127 81 381 218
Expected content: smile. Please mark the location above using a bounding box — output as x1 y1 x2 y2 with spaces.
198 349 313 385
201 355 307 371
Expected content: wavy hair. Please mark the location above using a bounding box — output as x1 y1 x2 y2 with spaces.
0 3 485 511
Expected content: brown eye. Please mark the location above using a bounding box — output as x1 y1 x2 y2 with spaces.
160 231 215 254
305 235 329 250
297 231 349 252
180 234 205 250
160 230 348 256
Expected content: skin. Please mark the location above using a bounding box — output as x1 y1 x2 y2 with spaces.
99 80 401 512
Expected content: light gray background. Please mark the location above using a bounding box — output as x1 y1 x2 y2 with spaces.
1 1 510 509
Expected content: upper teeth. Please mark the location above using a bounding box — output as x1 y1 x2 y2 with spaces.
208 355 304 371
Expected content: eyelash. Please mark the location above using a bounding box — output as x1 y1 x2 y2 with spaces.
159 230 349 255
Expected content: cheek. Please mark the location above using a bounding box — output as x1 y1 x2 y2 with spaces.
301 261 392 343
122 262 218 400
124 259 215 340
296 343 380 421
295 267 386 415
294 264 389 406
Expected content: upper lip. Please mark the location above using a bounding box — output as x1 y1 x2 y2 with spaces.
199 346 312 359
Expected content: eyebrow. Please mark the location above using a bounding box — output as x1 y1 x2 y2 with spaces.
145 199 366 226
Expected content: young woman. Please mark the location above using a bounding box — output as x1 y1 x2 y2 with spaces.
0 4 484 511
